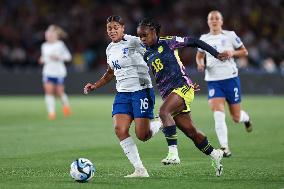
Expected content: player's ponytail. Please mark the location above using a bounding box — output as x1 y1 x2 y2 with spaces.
138 18 161 36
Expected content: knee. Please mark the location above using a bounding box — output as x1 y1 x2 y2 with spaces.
114 126 129 138
159 108 170 120
136 134 149 142
136 129 150 142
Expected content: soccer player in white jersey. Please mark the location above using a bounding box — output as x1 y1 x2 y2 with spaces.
39 25 72 120
84 15 162 178
196 10 252 157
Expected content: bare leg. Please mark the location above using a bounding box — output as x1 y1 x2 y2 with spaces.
55 84 71 116
113 114 148 177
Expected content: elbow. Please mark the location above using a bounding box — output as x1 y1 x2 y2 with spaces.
244 49 248 56
65 56 72 62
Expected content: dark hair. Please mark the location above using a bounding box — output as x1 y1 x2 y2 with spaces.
138 18 161 35
106 15 124 25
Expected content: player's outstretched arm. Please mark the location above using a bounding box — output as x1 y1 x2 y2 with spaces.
186 37 229 61
83 65 114 94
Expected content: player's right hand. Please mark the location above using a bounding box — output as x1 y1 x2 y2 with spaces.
189 83 200 92
83 83 95 94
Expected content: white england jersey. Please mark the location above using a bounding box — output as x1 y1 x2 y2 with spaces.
41 40 72 78
106 34 152 92
198 30 243 81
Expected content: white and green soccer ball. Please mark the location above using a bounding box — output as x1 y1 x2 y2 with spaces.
70 158 95 182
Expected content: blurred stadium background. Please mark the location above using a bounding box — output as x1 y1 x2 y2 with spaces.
0 1 283 189
0 0 283 94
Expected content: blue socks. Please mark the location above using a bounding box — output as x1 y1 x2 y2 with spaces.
162 125 177 146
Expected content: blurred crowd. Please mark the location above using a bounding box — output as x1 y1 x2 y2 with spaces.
0 0 283 74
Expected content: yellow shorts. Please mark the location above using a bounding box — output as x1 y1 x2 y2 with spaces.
172 84 195 116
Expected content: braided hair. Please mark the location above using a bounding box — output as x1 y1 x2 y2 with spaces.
138 18 161 36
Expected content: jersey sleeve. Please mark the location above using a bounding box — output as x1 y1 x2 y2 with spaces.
165 36 188 50
40 44 48 63
60 42 72 61
131 36 146 55
40 44 44 60
106 47 111 67
197 35 206 53
166 36 218 58
230 31 243 49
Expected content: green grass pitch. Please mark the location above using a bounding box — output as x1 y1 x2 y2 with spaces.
0 95 283 189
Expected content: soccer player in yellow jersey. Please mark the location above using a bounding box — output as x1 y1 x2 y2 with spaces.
137 18 229 176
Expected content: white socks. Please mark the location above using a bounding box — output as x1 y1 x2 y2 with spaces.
210 149 221 159
45 94 55 114
168 145 178 155
150 120 162 137
60 93 69 106
239 110 250 123
120 137 144 169
214 111 228 149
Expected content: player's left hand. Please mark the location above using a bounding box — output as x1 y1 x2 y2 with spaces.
83 83 95 94
189 83 200 92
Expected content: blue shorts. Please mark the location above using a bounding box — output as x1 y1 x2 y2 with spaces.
43 76 65 85
207 77 241 104
112 88 155 119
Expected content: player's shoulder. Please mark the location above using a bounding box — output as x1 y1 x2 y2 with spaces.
41 42 48 48
158 36 176 46
53 40 65 46
106 43 113 54
123 34 137 41
199 33 211 40
124 34 142 46
159 36 174 41
222 30 237 36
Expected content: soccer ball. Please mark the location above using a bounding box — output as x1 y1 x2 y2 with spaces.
70 158 95 182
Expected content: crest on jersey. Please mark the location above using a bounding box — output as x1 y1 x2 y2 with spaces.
209 89 215 97
122 47 129 58
158 46 163 53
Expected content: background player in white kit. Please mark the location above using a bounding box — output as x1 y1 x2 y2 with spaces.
39 25 72 120
84 15 161 177
196 10 252 157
